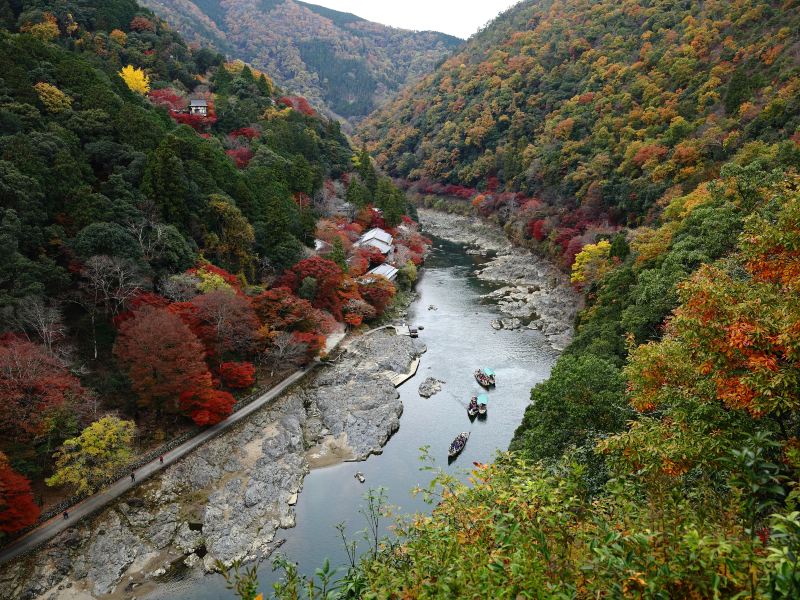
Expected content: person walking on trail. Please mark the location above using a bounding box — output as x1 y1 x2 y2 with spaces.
159 455 164 465
63 511 68 520
130 472 135 482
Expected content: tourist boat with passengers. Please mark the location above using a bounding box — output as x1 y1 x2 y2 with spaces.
448 432 470 459
474 367 496 388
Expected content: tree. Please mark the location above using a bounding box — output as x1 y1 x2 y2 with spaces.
358 275 397 316
260 332 308 376
288 257 345 319
510 355 629 463
119 65 150 95
0 451 40 535
113 307 211 415
571 240 613 286
191 290 260 359
33 82 72 114
78 255 145 359
330 238 348 273
160 273 201 302
12 297 65 353
252 287 326 333
46 417 135 495
179 388 235 426
219 362 256 389
205 195 256 275
346 177 369 208
0 338 89 447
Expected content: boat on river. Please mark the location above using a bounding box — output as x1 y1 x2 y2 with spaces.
354 471 365 483
448 432 470 459
474 367 496 388
467 397 479 419
477 393 489 417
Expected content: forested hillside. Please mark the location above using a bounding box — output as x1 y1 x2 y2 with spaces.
0 0 419 538
314 0 800 596
139 0 462 121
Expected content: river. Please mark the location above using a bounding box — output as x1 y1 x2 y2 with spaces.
152 236 560 599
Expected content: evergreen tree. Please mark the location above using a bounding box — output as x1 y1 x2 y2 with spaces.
330 237 348 273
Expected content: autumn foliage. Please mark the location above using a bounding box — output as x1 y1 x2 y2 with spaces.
219 362 256 389
0 337 90 445
0 452 40 534
179 388 235 426
114 307 211 415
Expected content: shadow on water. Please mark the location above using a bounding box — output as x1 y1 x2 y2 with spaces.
152 236 560 598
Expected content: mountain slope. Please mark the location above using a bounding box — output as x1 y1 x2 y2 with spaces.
140 0 463 120
362 0 800 221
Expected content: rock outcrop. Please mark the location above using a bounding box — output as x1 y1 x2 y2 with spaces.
417 377 444 398
0 330 423 599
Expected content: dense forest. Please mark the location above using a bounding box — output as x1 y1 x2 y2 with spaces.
0 0 420 539
138 0 462 120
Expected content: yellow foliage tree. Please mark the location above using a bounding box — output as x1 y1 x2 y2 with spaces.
119 65 150 95
196 268 234 294
21 13 59 42
34 82 72 113
571 239 612 286
46 417 135 495
109 29 128 46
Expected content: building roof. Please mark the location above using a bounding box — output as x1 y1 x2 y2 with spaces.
357 228 394 254
190 99 208 107
367 263 399 281
361 228 393 245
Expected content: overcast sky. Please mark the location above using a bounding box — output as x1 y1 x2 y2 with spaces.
308 1 522 39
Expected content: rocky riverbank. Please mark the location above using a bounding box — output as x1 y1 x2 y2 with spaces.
0 330 424 600
419 209 580 351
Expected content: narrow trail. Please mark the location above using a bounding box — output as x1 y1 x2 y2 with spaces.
0 331 348 568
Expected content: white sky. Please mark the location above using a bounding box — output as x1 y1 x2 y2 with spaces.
307 0 522 39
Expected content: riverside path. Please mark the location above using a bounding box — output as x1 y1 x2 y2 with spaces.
0 330 347 567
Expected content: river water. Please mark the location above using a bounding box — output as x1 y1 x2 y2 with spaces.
154 237 559 599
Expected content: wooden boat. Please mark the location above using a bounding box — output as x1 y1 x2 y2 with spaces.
474 368 496 388
467 397 479 418
448 432 470 458
477 393 489 416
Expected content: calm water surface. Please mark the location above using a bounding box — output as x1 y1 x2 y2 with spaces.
155 238 559 598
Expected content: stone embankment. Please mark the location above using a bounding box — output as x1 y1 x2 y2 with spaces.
419 209 580 351
0 330 424 600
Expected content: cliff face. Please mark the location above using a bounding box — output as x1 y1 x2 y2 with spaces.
141 0 462 121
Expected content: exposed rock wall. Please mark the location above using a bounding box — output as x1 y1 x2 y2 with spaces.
0 330 423 599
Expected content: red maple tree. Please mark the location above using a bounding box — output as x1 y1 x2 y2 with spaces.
0 337 90 445
179 388 235 426
286 257 345 320
358 275 397 316
113 307 212 415
219 362 256 389
0 452 40 534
